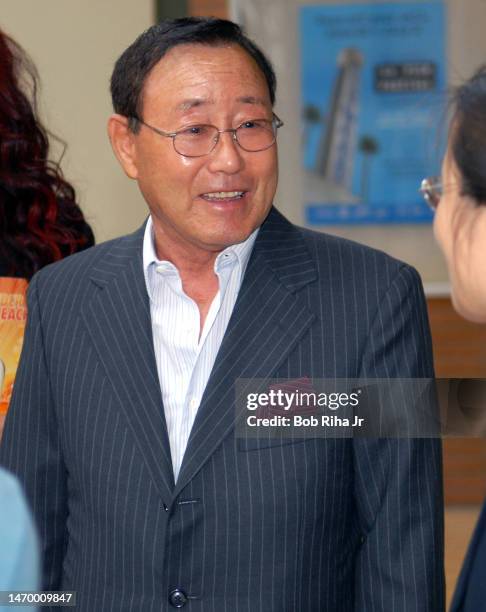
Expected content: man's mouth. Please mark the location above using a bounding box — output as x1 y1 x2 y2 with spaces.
200 191 246 202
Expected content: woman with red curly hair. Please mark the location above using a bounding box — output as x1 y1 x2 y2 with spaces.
0 29 94 438
0 28 94 278
0 28 93 599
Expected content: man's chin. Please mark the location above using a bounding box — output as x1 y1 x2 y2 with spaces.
197 218 263 250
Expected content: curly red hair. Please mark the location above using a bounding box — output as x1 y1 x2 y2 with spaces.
0 29 94 279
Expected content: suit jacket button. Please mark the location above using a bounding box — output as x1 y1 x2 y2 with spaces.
169 588 188 608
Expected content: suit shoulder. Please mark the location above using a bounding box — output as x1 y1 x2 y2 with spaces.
298 225 417 276
294 225 424 299
28 226 144 310
32 228 143 286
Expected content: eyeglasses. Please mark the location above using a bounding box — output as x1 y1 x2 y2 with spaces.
419 176 443 210
132 114 284 158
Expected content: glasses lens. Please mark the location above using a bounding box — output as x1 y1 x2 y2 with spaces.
236 120 276 152
420 177 442 210
174 125 219 157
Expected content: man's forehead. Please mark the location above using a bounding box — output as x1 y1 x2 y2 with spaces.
142 43 270 107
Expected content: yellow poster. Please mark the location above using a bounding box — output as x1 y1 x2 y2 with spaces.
0 277 28 415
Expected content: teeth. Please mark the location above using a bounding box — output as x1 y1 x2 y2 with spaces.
203 191 244 199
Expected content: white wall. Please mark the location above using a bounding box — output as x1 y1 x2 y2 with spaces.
1 1 154 242
232 0 486 285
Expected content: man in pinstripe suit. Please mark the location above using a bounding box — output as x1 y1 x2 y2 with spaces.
0 18 444 611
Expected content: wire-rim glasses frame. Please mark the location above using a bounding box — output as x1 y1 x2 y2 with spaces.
419 176 443 210
130 113 284 158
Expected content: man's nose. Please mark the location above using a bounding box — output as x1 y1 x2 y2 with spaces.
206 130 244 174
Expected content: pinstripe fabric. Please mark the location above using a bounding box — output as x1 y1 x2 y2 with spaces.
0 207 444 611
143 216 257 481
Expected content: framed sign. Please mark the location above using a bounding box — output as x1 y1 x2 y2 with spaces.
300 1 446 225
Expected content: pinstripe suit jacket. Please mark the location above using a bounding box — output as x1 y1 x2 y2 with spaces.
0 207 444 611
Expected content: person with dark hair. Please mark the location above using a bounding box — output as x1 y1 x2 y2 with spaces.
1 18 443 611
422 65 486 611
430 66 486 324
0 29 94 279
110 18 277 131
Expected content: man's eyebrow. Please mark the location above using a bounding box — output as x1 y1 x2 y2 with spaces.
236 95 268 106
175 95 268 111
176 98 212 111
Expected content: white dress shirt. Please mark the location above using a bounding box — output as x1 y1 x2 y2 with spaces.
143 216 257 481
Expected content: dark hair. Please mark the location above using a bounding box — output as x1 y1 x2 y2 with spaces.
110 17 276 131
0 29 94 279
450 65 486 204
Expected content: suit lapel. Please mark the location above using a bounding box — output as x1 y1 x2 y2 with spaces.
81 226 175 502
175 208 317 496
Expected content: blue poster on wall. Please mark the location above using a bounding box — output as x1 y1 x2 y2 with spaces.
300 1 446 225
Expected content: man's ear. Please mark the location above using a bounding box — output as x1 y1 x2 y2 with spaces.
107 114 139 179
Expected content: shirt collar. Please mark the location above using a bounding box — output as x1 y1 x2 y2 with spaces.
143 215 258 297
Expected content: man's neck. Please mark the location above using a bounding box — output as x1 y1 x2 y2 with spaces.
152 224 221 333
153 224 219 276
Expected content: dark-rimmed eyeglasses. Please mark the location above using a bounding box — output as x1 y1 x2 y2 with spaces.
131 114 284 158
419 176 442 210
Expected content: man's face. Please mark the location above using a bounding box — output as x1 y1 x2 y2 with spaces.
116 43 278 256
